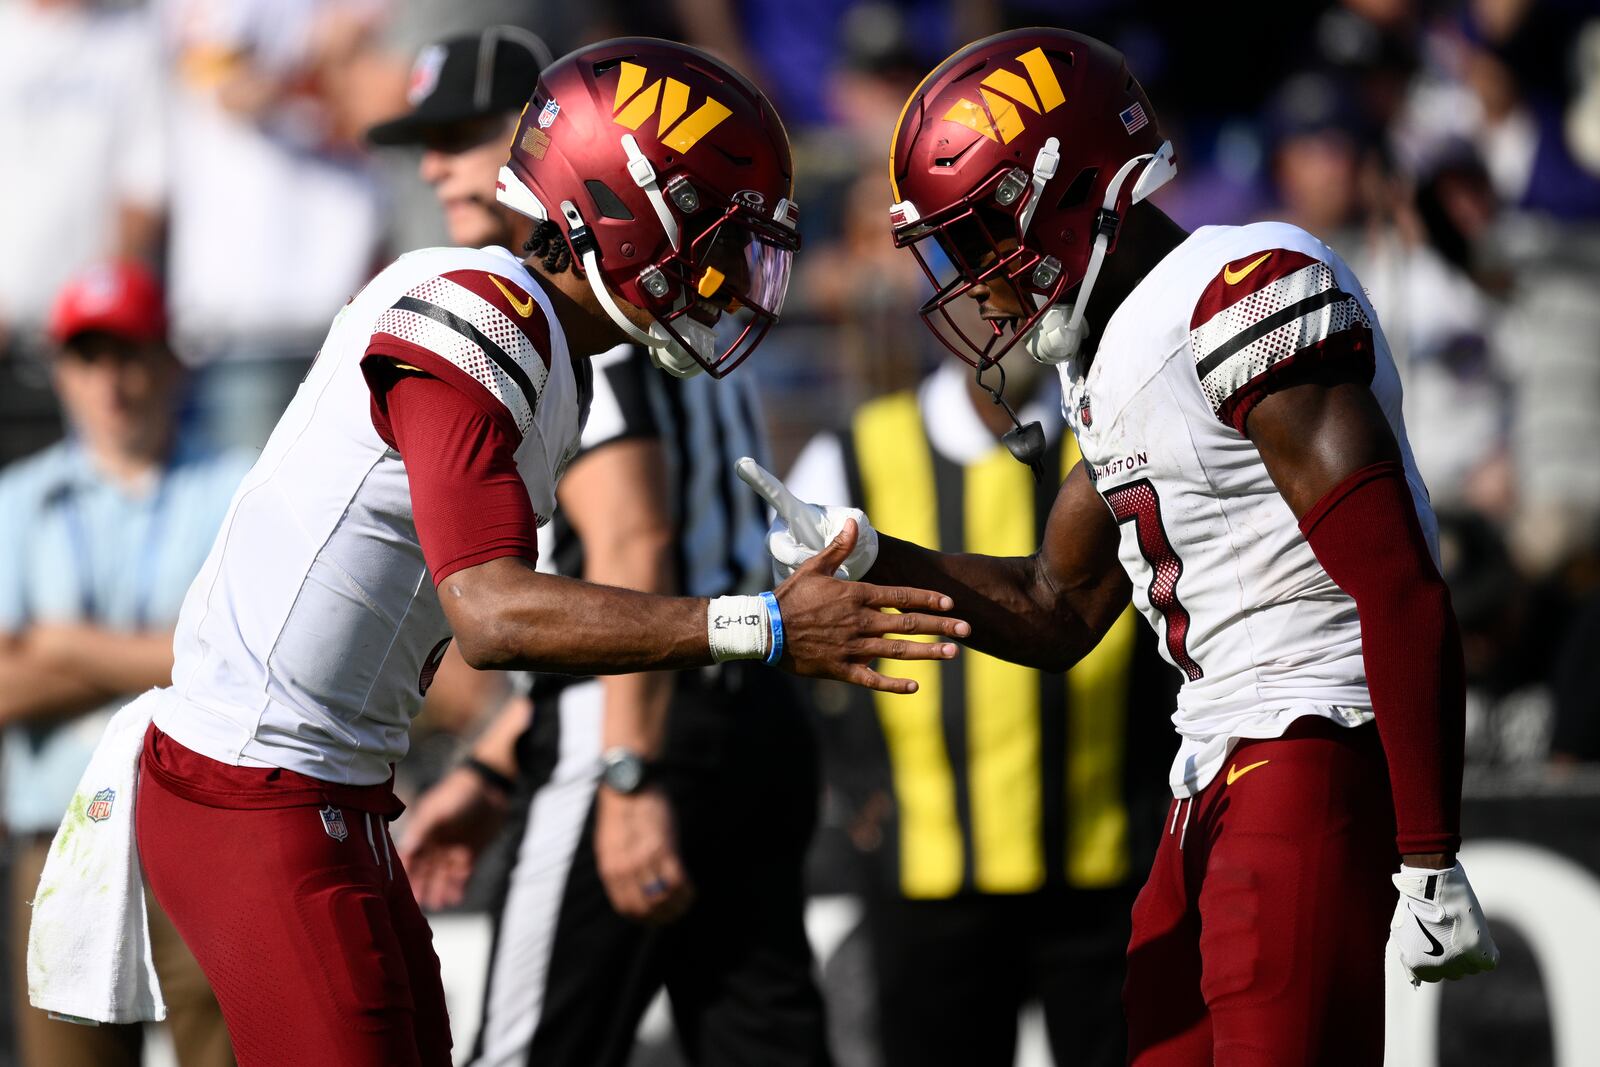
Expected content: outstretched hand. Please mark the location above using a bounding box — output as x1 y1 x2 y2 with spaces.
774 519 966 694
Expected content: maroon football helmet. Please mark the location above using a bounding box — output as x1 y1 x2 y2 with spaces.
889 28 1176 369
498 38 798 378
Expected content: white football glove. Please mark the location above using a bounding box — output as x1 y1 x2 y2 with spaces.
1390 862 1500 985
735 457 879 582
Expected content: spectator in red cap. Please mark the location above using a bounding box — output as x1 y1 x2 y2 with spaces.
2 262 249 1067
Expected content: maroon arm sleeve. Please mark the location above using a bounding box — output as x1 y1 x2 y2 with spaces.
1298 460 1465 856
366 363 540 584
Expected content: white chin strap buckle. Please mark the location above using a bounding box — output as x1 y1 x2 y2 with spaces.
647 319 710 379
1022 306 1086 365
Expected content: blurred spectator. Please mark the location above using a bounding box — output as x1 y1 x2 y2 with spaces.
789 359 1173 1067
1345 145 1515 518
1264 72 1379 249
0 0 166 464
158 0 391 450
796 172 934 401
0 262 249 1067
1437 510 1556 766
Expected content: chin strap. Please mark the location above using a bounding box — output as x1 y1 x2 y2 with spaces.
561 200 707 379
1016 137 1060 240
621 135 680 251
1023 140 1178 366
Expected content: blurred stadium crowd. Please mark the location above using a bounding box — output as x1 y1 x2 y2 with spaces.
2 0 1599 1065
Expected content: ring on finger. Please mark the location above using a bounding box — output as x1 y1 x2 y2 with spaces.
643 877 669 898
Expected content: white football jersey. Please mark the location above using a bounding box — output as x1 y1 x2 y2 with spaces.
1057 222 1437 798
155 246 585 785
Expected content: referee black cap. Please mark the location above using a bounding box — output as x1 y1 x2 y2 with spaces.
367 26 552 147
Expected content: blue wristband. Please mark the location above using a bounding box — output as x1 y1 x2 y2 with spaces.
759 590 784 665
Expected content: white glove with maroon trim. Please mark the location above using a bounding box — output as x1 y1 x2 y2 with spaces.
1390 862 1500 985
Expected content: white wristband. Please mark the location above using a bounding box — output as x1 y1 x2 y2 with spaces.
707 595 770 662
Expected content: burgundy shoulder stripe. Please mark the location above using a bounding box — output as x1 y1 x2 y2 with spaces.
1190 248 1320 330
442 269 553 369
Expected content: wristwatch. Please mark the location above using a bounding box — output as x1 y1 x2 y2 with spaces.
598 747 651 795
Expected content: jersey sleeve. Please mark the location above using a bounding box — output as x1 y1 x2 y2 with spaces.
368 366 540 584
1187 248 1375 432
365 268 553 442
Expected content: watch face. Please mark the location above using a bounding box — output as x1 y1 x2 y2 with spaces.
602 751 646 793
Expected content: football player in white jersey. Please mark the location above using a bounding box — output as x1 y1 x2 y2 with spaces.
756 29 1499 1065
131 39 967 1067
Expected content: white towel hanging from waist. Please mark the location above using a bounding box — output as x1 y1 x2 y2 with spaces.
27 688 168 1024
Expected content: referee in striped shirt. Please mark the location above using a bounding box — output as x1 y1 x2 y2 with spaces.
371 31 829 1067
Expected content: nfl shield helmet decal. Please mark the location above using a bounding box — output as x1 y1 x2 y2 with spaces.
319 805 349 842
86 788 115 823
408 44 446 105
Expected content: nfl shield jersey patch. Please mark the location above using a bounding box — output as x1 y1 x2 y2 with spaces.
319 806 349 842
86 788 115 823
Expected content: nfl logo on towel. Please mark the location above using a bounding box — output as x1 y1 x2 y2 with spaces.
319 805 349 842
86 788 115 823
1119 102 1148 134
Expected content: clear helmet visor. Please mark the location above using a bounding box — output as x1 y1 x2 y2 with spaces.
653 200 799 378
687 210 795 318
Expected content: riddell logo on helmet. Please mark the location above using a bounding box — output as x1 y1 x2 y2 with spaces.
941 47 1066 145
611 61 732 153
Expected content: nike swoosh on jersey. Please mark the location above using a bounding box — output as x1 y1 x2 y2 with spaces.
489 275 536 317
1223 252 1272 285
1415 916 1446 957
1225 759 1269 785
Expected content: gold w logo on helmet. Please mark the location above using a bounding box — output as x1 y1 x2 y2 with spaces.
942 47 1066 145
612 61 732 153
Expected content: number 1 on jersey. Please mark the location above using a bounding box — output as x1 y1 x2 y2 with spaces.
1103 479 1203 681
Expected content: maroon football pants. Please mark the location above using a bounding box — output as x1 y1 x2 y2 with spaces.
1124 718 1396 1066
136 728 451 1067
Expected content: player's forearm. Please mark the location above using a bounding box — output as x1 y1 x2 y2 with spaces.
1299 462 1464 858
868 534 1107 672
1358 576 1464 862
445 561 712 675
